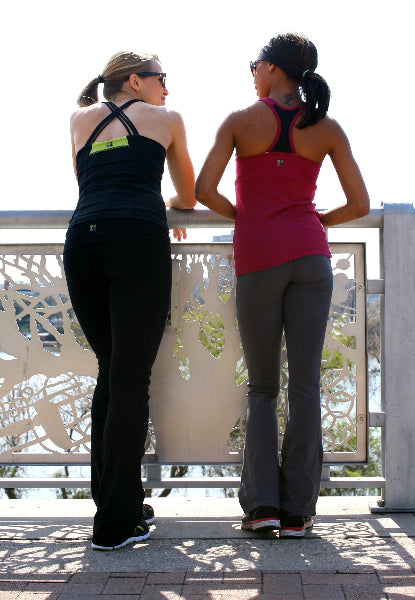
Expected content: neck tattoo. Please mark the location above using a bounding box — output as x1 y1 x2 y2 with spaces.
283 93 294 105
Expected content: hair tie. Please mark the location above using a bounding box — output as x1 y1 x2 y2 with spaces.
302 70 310 78
97 75 104 84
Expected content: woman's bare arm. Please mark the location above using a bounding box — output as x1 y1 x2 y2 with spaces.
165 112 196 210
318 120 370 227
195 117 237 221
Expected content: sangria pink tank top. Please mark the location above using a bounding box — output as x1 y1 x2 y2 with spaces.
233 97 331 276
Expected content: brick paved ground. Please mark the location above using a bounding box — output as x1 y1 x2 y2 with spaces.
2 568 415 599
2 499 415 598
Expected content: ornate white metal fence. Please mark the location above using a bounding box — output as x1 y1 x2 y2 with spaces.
0 242 366 466
0 205 414 511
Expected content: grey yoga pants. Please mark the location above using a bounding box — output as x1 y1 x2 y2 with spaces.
236 254 333 517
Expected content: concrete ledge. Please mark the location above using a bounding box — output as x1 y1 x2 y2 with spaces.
2 496 415 574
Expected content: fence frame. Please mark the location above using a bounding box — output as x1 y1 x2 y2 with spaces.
0 205 413 511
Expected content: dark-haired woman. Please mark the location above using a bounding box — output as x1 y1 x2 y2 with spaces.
64 51 196 550
196 33 369 537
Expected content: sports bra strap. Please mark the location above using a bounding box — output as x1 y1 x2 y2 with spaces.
106 101 140 136
85 99 143 145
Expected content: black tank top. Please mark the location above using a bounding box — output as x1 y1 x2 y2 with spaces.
68 99 168 234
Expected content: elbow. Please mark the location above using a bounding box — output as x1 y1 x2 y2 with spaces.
194 179 211 207
356 198 370 219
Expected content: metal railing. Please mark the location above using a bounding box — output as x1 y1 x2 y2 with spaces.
0 205 414 511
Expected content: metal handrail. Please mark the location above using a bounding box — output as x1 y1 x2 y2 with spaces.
0 208 384 229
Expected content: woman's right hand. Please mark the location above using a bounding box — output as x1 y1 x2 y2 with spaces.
172 228 187 242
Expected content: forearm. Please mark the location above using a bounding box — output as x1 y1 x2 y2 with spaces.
195 188 236 221
318 201 369 227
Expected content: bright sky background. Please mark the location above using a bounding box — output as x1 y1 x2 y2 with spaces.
1 0 413 275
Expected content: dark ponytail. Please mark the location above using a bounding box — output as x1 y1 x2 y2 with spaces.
260 33 331 129
299 70 330 128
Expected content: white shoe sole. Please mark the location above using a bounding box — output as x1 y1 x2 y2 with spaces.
242 519 281 531
91 530 150 551
279 528 305 538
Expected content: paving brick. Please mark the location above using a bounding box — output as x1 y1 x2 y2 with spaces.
70 572 111 583
377 573 415 585
299 570 336 575
183 583 260 594
176 596 212 600
179 583 213 594
58 596 139 600
223 571 261 584
257 596 304 600
214 582 261 590
263 573 302 594
302 572 379 585
110 572 148 577
185 572 223 582
139 586 182 600
336 568 376 574
192 592 260 599
146 572 186 584
376 568 415 578
211 594 295 600
342 583 384 595
25 581 67 593
303 584 345 599
104 576 145 594
0 581 26 591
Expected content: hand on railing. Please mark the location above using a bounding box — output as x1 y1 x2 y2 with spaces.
172 228 187 242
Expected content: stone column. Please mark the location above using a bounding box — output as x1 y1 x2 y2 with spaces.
382 203 415 509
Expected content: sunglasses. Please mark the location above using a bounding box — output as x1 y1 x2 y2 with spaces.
137 72 167 88
250 59 265 75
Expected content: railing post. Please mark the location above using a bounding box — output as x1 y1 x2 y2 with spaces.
381 203 415 510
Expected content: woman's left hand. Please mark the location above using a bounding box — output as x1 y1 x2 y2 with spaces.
172 228 187 242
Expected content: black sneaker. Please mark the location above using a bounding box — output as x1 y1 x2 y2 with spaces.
143 504 155 524
279 510 306 537
91 519 150 551
241 506 280 532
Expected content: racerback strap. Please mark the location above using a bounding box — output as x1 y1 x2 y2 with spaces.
260 97 301 154
85 99 143 146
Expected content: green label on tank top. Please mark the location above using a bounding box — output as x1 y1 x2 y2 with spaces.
90 136 129 155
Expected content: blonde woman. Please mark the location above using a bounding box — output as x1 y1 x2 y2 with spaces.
64 51 196 550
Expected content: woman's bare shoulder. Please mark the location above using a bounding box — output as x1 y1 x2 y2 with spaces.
314 114 346 137
70 104 107 128
229 101 266 122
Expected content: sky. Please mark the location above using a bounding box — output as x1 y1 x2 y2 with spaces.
1 0 413 273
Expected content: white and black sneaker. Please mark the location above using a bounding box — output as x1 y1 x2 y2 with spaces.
241 506 280 532
91 518 150 551
279 510 313 538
